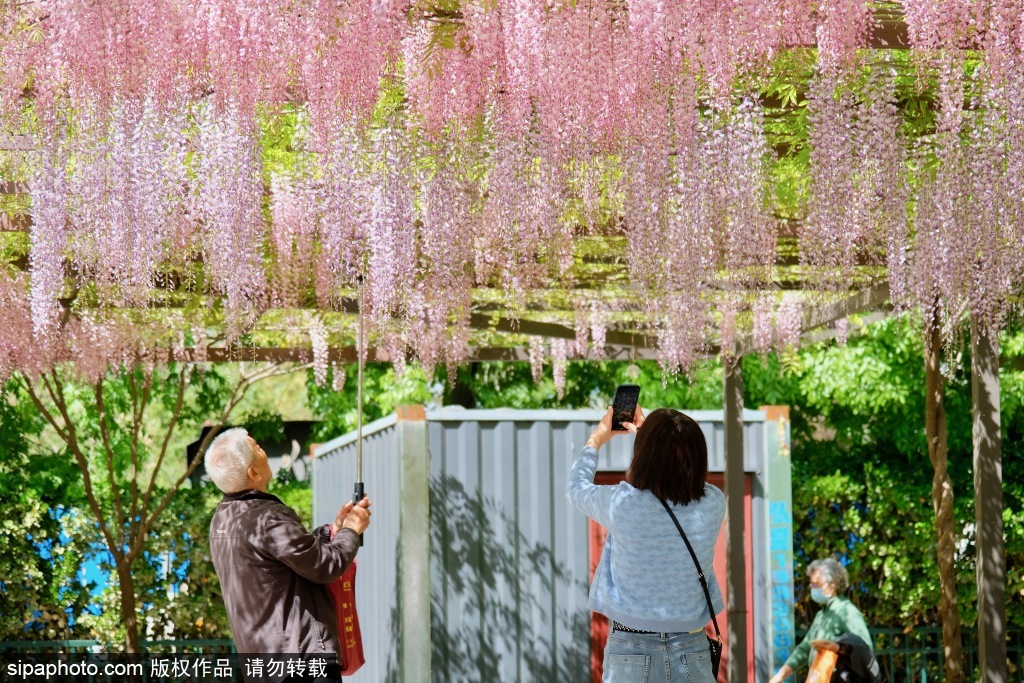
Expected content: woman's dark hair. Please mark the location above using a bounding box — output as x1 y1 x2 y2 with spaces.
626 408 708 506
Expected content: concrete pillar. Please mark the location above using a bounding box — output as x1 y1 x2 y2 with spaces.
396 405 432 683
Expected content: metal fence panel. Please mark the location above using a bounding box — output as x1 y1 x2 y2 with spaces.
313 419 401 683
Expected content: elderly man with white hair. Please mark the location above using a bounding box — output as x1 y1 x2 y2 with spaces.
206 427 370 678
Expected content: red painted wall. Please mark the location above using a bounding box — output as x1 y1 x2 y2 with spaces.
588 472 755 683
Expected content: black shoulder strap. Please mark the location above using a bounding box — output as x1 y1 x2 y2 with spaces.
659 497 722 643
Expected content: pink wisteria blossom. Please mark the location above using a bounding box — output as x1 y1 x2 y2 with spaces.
1 0 1022 379
528 336 545 384
802 72 906 288
309 316 329 387
194 102 267 338
774 296 803 351
28 129 71 340
551 337 568 398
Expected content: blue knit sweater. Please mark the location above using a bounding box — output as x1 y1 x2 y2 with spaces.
565 446 726 633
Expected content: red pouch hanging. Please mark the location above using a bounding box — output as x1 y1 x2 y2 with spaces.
327 559 365 675
321 527 365 677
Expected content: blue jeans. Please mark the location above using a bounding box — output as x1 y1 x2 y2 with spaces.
603 630 717 683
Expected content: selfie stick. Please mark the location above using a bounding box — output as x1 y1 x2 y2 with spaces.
353 276 365 544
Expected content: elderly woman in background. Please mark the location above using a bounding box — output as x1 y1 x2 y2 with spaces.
566 406 725 683
769 558 874 683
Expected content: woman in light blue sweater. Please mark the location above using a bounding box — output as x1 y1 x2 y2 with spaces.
566 406 726 683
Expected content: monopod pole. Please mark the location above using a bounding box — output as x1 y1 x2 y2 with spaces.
353 276 365 542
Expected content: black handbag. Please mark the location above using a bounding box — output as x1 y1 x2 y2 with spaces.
659 498 723 679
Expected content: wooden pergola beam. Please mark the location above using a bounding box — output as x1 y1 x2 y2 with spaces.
802 281 892 331
0 181 30 194
0 213 31 232
16 281 890 365
159 282 890 364
471 282 890 354
720 281 891 357
191 343 662 364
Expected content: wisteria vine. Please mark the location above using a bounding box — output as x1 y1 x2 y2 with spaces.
1 0 1023 381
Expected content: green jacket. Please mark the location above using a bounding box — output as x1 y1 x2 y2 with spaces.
785 595 873 671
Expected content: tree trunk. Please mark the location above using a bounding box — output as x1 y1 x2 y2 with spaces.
115 557 140 653
924 321 964 683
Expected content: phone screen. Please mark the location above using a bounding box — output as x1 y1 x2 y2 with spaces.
611 385 641 431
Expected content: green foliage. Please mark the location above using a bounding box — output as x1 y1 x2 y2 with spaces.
305 358 725 441
242 408 287 445
77 475 310 645
271 478 313 529
745 318 1024 629
305 364 437 442
446 359 725 411
1000 327 1024 625
0 380 94 640
50 364 232 495
744 318 974 482
788 462 971 628
76 482 229 645
76 475 314 645
260 107 301 177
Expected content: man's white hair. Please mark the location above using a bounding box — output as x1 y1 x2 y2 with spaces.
205 427 256 493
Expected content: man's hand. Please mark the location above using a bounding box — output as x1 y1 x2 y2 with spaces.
332 496 372 536
769 665 793 683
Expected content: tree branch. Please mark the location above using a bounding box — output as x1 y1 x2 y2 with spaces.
140 365 189 527
18 374 71 443
94 379 128 545
30 371 122 563
126 369 153 526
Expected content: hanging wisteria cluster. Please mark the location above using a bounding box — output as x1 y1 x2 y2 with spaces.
883 0 1024 343
801 71 907 289
1 0 1023 381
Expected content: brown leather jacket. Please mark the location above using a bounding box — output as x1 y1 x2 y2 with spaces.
209 490 359 654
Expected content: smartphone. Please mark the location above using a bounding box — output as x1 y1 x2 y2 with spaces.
611 385 641 431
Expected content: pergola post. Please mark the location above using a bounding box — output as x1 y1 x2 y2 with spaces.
394 405 432 683
971 321 1007 683
723 354 748 682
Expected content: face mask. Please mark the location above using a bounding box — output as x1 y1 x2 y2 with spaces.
810 587 830 604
